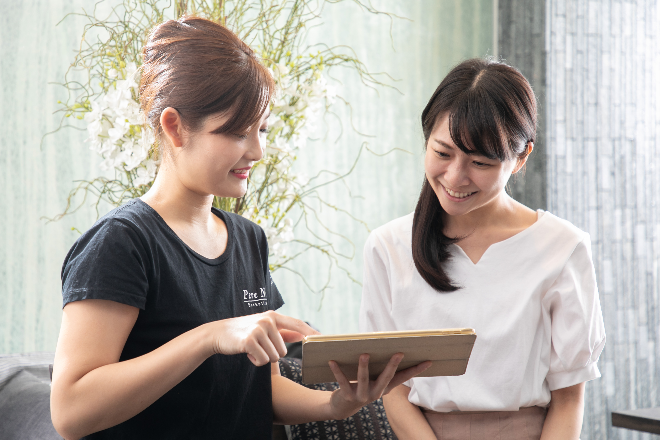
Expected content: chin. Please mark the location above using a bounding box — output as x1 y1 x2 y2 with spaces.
439 205 469 217
213 182 247 199
437 195 477 217
216 192 246 200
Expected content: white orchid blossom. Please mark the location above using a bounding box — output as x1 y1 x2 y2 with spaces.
84 62 157 186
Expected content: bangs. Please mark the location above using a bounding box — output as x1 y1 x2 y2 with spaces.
141 17 278 142
422 59 536 163
208 60 274 135
447 88 511 162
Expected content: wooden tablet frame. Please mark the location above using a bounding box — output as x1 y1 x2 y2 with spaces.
301 328 477 384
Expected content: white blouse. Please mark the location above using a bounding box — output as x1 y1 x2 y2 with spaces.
359 210 606 412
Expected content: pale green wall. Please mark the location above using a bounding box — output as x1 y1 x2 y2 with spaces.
0 0 493 353
276 0 494 333
1 0 104 354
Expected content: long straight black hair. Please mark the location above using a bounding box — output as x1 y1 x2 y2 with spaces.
412 58 537 292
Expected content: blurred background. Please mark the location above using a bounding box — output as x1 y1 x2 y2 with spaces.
1 1 658 438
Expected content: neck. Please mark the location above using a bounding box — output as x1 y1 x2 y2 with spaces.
141 160 214 226
443 192 517 235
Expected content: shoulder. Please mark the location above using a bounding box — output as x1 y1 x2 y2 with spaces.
65 200 155 263
365 212 414 257
79 200 154 244
537 211 589 243
369 212 414 242
531 211 593 271
537 211 589 247
217 209 266 240
94 199 159 232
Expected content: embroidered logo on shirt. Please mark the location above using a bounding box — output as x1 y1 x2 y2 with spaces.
243 288 268 308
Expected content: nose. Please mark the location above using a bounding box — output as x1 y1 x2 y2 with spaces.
444 158 470 188
245 128 265 162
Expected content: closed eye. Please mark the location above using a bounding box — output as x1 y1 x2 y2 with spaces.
472 160 492 167
434 150 450 158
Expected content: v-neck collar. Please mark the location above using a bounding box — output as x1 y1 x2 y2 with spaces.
451 210 546 266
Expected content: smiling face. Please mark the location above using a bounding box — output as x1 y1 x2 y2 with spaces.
425 114 523 219
167 109 269 199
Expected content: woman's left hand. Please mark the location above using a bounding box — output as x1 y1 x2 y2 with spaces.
327 353 432 420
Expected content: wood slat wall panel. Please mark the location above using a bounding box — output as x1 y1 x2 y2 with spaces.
546 1 660 438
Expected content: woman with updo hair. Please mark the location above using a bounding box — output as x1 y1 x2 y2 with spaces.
359 58 606 439
50 17 428 440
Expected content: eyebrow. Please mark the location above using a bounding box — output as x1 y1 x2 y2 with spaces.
433 139 455 150
433 138 482 157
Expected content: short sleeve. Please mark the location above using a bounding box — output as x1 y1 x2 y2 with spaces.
359 232 397 333
61 218 150 310
255 222 283 311
267 268 284 311
544 235 606 391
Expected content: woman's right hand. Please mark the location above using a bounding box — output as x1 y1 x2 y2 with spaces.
208 311 319 366
52 301 316 440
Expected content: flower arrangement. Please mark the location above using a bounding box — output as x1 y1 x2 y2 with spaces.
53 0 392 292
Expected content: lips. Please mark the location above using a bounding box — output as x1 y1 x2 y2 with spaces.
230 166 251 179
442 184 477 199
231 166 251 174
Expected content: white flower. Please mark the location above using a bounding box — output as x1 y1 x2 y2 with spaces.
84 100 105 123
267 136 292 155
107 68 118 79
262 215 295 263
113 63 139 92
122 139 150 171
138 125 155 153
325 83 338 105
123 100 143 125
274 157 291 174
86 119 104 140
99 148 122 171
273 62 290 79
99 138 116 156
292 133 307 149
133 159 158 187
107 125 127 145
250 163 267 183
241 206 259 221
276 178 290 194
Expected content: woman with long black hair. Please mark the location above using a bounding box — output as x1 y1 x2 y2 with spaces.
359 58 606 440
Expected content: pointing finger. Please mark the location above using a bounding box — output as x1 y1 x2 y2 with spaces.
279 329 305 343
273 313 319 336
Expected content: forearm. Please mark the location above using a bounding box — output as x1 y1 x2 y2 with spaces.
382 385 436 440
272 354 432 426
540 383 585 440
51 323 213 439
271 374 336 425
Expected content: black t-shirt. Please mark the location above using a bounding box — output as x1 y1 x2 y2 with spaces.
61 199 284 440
